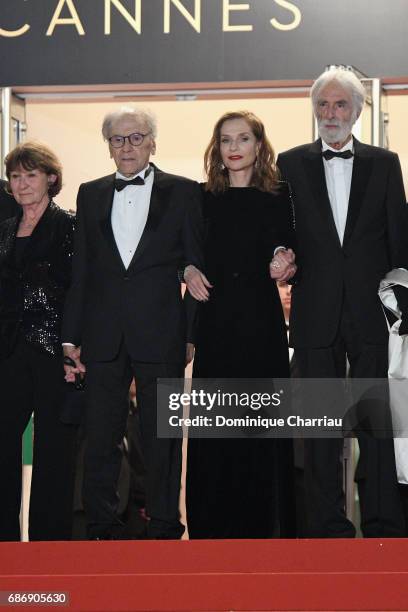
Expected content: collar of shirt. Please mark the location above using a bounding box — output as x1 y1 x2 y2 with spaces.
322 137 354 156
115 165 152 181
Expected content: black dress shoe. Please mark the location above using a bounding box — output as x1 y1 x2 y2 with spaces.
87 526 114 540
87 521 124 540
147 519 185 540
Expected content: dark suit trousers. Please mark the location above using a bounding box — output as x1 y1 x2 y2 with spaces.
83 342 184 539
295 303 404 538
0 339 77 541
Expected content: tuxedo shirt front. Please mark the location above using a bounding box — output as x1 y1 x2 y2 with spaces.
322 139 353 245
111 166 153 269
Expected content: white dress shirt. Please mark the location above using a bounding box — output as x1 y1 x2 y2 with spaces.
111 165 154 269
322 138 354 245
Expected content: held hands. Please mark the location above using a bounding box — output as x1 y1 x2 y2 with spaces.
63 345 86 382
270 248 297 281
184 264 213 301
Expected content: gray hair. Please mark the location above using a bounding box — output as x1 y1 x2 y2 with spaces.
102 105 157 140
311 68 366 119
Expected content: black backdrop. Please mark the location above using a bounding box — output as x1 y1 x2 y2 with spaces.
1 0 407 87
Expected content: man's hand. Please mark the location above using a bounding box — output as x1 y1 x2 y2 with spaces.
184 265 213 301
63 345 86 382
185 343 195 366
270 248 297 281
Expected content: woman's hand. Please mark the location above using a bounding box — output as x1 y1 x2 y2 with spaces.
184 265 213 301
63 345 86 382
270 248 297 281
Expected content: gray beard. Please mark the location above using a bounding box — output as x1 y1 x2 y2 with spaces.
318 118 354 145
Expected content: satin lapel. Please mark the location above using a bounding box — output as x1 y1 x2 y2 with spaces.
97 175 126 270
127 168 171 270
343 140 373 246
302 139 341 247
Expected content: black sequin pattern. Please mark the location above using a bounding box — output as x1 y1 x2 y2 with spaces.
0 202 75 358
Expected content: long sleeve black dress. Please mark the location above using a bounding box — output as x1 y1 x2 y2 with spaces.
186 182 296 539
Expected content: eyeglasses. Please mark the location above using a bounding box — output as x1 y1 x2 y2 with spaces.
108 132 151 148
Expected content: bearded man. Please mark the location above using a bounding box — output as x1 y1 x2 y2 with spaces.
277 68 408 538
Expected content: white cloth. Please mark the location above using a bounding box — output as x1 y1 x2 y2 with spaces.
111 166 154 269
378 268 408 484
322 138 354 245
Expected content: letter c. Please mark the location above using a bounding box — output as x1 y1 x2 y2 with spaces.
0 22 30 37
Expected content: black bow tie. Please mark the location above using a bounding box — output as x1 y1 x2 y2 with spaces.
322 150 354 161
114 167 152 192
114 176 145 191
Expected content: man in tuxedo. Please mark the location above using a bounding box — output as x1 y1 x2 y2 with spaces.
277 68 408 538
63 106 203 540
0 178 19 222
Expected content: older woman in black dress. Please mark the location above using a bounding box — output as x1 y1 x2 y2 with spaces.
185 111 297 539
0 142 76 541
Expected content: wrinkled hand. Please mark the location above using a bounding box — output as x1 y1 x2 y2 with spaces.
184 265 213 301
270 248 297 281
185 343 195 366
63 345 86 382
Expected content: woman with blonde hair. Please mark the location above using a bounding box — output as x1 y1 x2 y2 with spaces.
185 111 296 538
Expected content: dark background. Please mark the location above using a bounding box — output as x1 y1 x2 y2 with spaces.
0 0 407 86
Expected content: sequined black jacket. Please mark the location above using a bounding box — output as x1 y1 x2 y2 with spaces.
0 202 75 358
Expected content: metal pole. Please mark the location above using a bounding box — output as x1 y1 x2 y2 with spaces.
371 78 382 148
1 87 11 177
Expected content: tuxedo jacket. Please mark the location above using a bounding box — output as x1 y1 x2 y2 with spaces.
0 179 19 223
277 138 408 349
0 202 75 358
62 166 204 364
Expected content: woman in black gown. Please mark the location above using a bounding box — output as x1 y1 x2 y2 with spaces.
185 111 297 539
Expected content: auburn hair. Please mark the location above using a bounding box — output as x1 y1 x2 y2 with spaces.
204 110 280 193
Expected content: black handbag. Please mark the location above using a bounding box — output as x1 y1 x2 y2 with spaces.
60 356 86 425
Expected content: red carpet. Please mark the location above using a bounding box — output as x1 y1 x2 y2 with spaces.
1 539 408 611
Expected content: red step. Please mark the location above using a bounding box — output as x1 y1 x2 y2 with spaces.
1 539 408 611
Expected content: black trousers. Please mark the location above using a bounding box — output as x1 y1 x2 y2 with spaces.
295 304 405 538
83 342 184 539
0 340 76 541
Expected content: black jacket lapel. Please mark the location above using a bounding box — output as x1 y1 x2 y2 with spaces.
97 174 126 270
1 202 61 267
127 166 172 270
302 139 341 247
343 139 373 246
22 202 56 262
